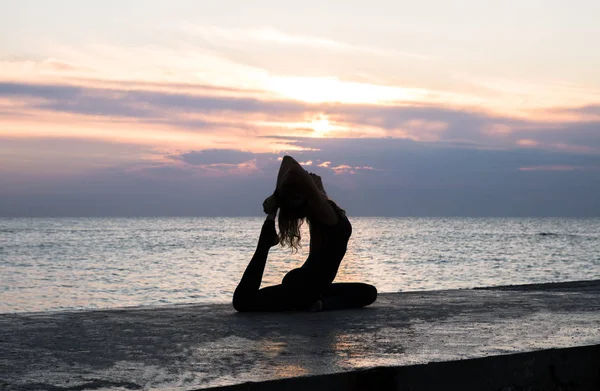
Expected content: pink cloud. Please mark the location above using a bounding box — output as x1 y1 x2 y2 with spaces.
403 119 448 141
2 78 600 173
43 59 85 72
332 164 352 171
331 164 354 175
514 139 597 154
485 123 512 135
189 160 260 177
517 139 539 147
330 164 374 175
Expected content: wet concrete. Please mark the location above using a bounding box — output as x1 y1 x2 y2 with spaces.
209 345 600 391
1 280 599 391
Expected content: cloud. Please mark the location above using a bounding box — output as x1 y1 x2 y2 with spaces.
0 81 307 117
554 104 600 117
517 139 539 147
0 58 92 78
174 149 259 165
181 25 431 60
2 80 600 161
457 74 600 110
162 149 290 178
0 81 82 100
279 136 600 183
3 136 600 217
577 105 600 115
330 164 374 175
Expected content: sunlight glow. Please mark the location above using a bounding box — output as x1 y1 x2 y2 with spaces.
310 116 332 137
266 76 428 104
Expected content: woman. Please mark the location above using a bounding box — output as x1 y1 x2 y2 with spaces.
232 155 377 312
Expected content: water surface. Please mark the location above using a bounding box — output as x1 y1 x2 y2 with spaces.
1 217 599 313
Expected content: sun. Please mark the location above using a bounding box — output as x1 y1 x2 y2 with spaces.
310 116 332 137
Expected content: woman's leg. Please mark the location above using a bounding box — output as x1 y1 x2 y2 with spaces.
281 268 322 310
232 217 297 312
320 283 378 311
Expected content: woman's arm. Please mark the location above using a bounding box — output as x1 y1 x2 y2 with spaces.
309 173 327 196
276 156 338 225
262 156 299 214
262 166 325 214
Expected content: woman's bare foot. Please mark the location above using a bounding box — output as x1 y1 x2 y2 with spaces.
309 299 323 312
263 212 279 247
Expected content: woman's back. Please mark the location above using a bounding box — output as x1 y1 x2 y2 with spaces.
303 200 352 284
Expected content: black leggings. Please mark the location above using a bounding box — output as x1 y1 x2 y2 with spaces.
232 218 377 312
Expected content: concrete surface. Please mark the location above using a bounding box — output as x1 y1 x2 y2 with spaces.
1 280 599 391
209 345 600 391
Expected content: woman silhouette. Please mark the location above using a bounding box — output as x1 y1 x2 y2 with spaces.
233 155 377 312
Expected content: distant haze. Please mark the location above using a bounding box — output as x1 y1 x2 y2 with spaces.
1 1 599 216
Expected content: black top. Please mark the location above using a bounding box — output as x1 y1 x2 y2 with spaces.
302 200 352 287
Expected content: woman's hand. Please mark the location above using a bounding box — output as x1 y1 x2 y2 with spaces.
308 172 322 185
309 173 327 196
262 193 278 214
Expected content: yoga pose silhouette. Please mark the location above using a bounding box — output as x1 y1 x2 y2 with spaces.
233 156 377 312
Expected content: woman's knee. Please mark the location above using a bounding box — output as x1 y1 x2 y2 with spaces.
360 284 377 306
282 268 307 286
355 283 377 307
232 291 254 312
282 269 321 309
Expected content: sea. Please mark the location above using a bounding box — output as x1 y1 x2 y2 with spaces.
1 217 599 314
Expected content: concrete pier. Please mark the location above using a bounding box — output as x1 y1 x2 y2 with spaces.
1 280 599 390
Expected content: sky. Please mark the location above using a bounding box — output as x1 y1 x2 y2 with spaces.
1 0 599 216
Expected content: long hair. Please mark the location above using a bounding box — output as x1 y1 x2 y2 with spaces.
276 182 308 253
277 208 304 253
